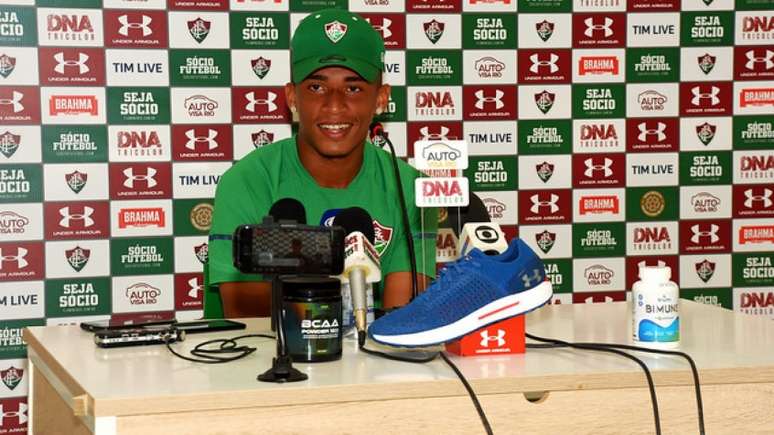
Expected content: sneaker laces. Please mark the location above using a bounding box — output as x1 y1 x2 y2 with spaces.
431 255 482 292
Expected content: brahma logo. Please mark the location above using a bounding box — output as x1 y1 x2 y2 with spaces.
578 55 618 76
573 14 624 47
739 225 774 245
740 15 774 43
39 47 104 86
65 246 90 272
739 153 774 181
416 178 468 207
423 19 445 44
740 87 774 108
695 259 715 283
0 131 21 158
692 192 721 213
184 95 218 118
0 211 29 235
126 282 161 305
188 17 211 43
0 54 15 78
579 122 620 150
483 198 506 219
579 195 619 215
48 95 98 117
44 12 97 44
118 207 165 229
535 230 556 254
474 56 505 79
584 265 614 286
115 129 164 159
638 90 667 112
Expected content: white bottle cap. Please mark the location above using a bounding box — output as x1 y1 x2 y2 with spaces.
638 265 671 282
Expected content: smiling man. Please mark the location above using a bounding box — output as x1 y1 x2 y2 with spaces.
205 9 437 318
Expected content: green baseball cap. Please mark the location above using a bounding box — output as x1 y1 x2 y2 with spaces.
291 9 385 83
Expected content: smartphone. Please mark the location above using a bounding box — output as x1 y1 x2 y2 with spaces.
94 325 184 348
81 317 176 333
232 223 345 275
174 319 246 334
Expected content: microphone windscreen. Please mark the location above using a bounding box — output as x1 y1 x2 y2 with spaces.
447 192 490 237
333 207 375 245
268 198 307 224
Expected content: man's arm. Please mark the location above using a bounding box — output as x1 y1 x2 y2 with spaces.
382 272 431 308
219 281 272 318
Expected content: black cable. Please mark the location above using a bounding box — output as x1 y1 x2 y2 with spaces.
526 333 662 435
165 333 274 364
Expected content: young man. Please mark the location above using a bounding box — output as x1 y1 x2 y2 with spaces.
205 9 437 318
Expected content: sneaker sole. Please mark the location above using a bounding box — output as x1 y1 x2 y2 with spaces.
370 280 553 348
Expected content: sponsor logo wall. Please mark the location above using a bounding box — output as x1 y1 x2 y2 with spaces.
1 0 774 427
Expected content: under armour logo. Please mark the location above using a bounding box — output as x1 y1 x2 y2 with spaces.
529 53 559 74
185 128 218 150
584 157 613 178
59 206 95 228
368 17 392 39
691 224 719 244
419 126 450 140
0 91 23 113
0 247 28 270
745 49 774 71
584 17 613 38
474 89 504 110
521 268 543 287
245 91 277 113
53 52 89 75
188 277 202 299
118 14 153 37
530 194 559 214
480 329 506 348
691 85 720 106
744 188 773 208
637 122 667 142
123 167 157 189
0 402 28 426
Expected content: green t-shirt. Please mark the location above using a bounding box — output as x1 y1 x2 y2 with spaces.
205 136 438 318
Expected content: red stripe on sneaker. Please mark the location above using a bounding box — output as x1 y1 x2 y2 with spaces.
478 302 520 320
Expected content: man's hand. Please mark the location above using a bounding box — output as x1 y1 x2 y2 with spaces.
382 272 431 309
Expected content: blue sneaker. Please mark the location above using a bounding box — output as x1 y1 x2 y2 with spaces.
368 238 552 347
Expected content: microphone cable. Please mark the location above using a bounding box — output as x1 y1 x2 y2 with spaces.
165 333 274 364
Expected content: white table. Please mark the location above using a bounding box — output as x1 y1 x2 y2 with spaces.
25 301 774 434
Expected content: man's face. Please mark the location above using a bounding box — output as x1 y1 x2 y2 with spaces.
285 66 390 159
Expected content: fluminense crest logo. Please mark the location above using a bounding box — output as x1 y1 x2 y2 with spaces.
423 19 445 44
534 90 555 114
65 170 88 194
251 57 271 79
695 259 715 283
535 20 554 42
536 161 554 183
0 366 23 390
536 230 556 254
65 246 90 272
188 17 211 43
0 131 20 158
190 203 213 232
696 123 716 146
373 220 393 256
324 21 347 44
640 191 665 218
252 130 274 148
697 53 716 75
194 243 208 264
0 54 15 78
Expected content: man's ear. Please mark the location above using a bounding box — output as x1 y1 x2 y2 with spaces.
284 82 296 112
376 83 391 116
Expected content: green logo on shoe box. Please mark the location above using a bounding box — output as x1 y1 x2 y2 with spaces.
107 87 170 125
465 156 517 191
573 222 626 258
679 151 732 185
42 126 107 163
170 50 231 86
407 51 462 86
733 253 774 287
543 258 572 294
463 14 517 50
45 278 111 318
627 47 680 83
111 237 174 276
230 12 289 49
518 120 572 155
626 186 678 222
572 84 625 119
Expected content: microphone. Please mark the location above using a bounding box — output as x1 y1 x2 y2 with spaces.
369 121 385 137
457 222 508 257
332 207 380 346
447 192 490 238
269 198 306 224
